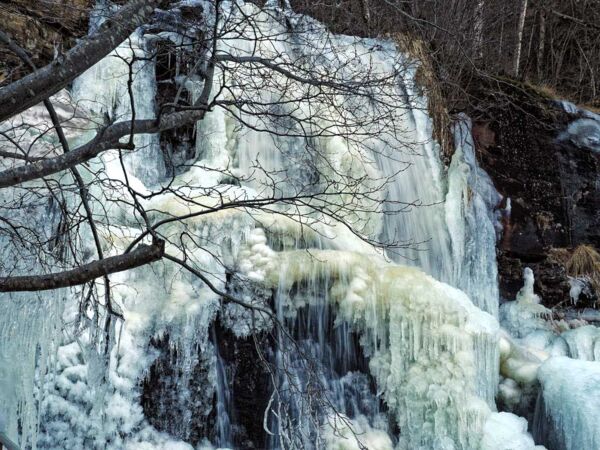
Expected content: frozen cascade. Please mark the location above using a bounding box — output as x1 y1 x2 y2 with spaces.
212 327 234 448
0 1 546 449
446 117 502 317
264 247 391 449
497 268 600 450
0 93 94 449
500 267 600 363
71 0 164 184
377 94 501 316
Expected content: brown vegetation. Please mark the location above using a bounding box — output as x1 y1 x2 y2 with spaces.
566 245 600 294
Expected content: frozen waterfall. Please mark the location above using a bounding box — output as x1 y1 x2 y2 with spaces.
0 1 549 450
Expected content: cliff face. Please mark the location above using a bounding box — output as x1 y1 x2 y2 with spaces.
469 79 600 306
0 0 91 84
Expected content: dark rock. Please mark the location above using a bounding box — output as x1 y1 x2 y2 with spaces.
141 334 218 445
469 78 600 306
214 321 273 449
140 321 274 449
0 0 92 85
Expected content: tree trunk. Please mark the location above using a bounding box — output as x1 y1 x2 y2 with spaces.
474 0 485 61
537 8 546 79
514 0 528 76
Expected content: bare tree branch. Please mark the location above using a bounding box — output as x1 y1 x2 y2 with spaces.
0 240 164 292
0 111 206 188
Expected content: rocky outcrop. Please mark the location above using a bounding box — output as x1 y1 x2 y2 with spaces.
468 78 600 306
0 0 92 84
141 334 219 445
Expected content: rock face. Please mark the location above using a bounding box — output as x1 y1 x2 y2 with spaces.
141 334 219 446
469 79 600 306
140 322 273 449
213 323 273 449
0 0 92 84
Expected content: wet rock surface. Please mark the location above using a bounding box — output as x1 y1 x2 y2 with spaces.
213 322 273 449
141 334 218 445
140 322 274 449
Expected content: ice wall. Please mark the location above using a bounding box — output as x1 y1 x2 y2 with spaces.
72 1 164 183
497 268 600 450
446 117 501 316
235 230 501 449
534 357 600 450
0 94 92 449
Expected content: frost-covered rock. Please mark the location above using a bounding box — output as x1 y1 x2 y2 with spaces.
560 118 600 154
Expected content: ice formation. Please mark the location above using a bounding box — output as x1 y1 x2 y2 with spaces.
238 241 500 449
322 414 393 450
481 412 545 450
500 268 550 339
0 1 557 450
500 268 600 363
557 100 600 154
376 90 501 316
534 357 600 450
496 267 600 450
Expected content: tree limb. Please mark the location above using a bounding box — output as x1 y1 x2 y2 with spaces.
550 9 600 31
0 108 212 188
0 240 164 292
163 253 275 317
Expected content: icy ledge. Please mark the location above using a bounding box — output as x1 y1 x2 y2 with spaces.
499 267 600 450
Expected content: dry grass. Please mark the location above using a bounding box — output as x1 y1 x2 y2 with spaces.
391 33 454 163
523 81 600 114
524 82 562 100
565 245 600 294
547 247 571 266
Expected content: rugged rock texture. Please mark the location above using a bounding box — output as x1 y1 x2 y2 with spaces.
0 0 92 84
468 78 600 306
141 334 219 445
140 321 273 449
214 323 273 449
